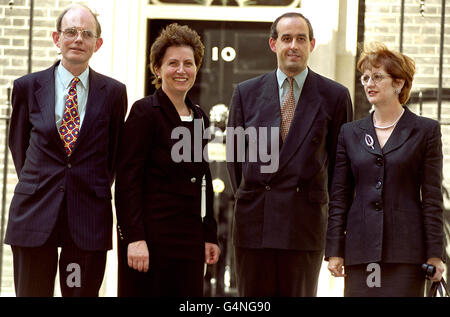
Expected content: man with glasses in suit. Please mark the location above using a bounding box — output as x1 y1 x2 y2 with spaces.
6 4 127 297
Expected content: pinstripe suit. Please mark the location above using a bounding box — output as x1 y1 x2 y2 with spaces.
6 61 127 296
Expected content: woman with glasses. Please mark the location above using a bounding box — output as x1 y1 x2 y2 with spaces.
115 23 220 296
325 42 445 296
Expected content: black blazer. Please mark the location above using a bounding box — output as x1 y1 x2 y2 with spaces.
325 107 445 265
115 88 218 252
6 61 127 251
226 68 353 251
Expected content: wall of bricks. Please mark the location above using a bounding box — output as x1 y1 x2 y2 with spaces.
364 0 450 90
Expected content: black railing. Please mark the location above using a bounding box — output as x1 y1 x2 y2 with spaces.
437 0 446 122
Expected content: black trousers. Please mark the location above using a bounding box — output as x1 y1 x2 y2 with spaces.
118 243 204 297
11 202 107 297
235 247 323 297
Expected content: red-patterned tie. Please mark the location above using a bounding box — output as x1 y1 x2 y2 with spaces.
280 77 296 141
59 77 81 156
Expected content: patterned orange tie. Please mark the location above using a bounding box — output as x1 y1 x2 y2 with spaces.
59 77 81 156
280 77 296 141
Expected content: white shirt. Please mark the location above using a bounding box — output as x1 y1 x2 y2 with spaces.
276 67 308 107
180 109 194 122
54 63 89 129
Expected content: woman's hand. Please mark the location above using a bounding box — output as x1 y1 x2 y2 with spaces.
328 256 346 277
205 242 220 265
127 240 149 272
426 257 445 282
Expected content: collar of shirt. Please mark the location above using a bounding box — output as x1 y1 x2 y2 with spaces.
55 63 90 128
276 67 308 106
57 63 89 90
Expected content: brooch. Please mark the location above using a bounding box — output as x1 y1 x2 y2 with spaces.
365 134 374 150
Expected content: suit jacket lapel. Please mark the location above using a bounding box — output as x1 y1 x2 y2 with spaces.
354 113 383 156
72 68 106 154
275 69 321 175
156 88 183 129
257 72 282 180
259 72 282 128
381 107 416 155
354 107 416 156
35 63 65 153
155 88 200 165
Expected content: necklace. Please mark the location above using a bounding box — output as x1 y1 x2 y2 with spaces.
373 108 405 129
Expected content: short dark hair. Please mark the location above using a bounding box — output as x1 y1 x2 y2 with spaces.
56 4 102 38
270 12 314 41
150 23 204 89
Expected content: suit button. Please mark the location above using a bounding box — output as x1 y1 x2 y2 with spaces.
266 186 271 191
375 202 382 211
191 177 196 183
376 181 382 189
296 187 300 192
376 157 383 166
67 163 72 169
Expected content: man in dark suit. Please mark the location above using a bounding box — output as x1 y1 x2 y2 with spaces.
226 12 353 296
5 4 127 297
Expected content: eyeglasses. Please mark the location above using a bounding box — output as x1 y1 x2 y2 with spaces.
360 73 390 86
61 27 97 40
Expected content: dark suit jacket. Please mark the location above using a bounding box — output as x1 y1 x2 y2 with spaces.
6 61 127 251
115 88 218 255
325 107 445 265
226 68 353 251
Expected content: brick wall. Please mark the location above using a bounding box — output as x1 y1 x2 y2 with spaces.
1 0 77 110
364 0 450 90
